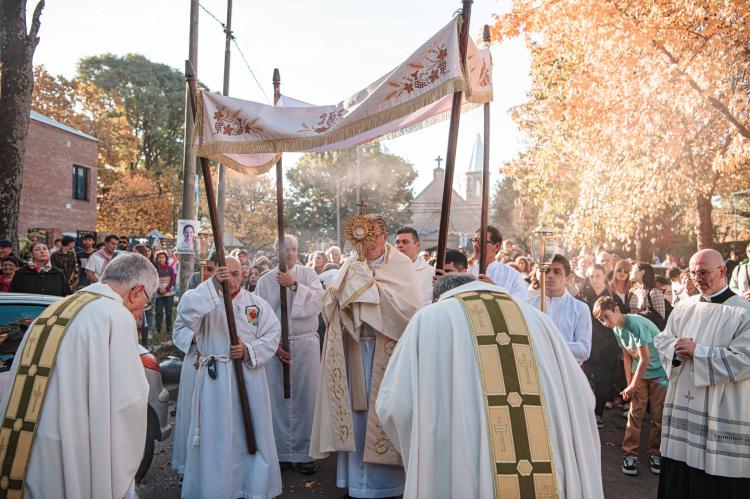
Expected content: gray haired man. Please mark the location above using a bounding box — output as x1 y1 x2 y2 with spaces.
0 253 158 498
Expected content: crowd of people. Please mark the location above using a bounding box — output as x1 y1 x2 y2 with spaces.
0 225 748 499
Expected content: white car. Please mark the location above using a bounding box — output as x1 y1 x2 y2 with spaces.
0 292 172 481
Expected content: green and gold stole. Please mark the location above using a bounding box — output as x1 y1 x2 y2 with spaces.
455 290 558 499
0 292 100 499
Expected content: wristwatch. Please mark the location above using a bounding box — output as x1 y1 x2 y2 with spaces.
289 281 298 292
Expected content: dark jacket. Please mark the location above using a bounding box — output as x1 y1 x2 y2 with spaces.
9 265 72 297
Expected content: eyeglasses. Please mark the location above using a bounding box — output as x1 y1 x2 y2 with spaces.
616 268 629 273
134 286 153 310
688 267 721 280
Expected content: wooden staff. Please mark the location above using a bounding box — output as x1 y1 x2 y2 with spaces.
479 24 491 275
185 60 257 454
435 0 473 270
273 68 291 400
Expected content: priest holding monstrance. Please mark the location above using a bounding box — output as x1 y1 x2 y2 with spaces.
309 209 422 498
376 273 604 498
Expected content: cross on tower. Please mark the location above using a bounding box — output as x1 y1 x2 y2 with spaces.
435 155 443 169
518 353 533 385
492 416 509 451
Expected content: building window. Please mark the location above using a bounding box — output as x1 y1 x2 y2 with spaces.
72 165 89 201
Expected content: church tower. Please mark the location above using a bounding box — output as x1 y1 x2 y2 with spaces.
466 133 483 205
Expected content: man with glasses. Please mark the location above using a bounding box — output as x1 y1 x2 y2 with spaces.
728 242 750 300
654 249 750 498
0 253 158 498
467 226 528 299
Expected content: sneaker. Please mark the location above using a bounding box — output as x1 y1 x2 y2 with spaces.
622 456 638 476
649 455 661 474
596 415 604 428
295 461 318 475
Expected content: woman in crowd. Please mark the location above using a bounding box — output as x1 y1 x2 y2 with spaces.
310 251 328 275
629 261 668 329
580 264 621 428
153 250 176 335
10 243 71 296
609 260 632 314
0 257 18 292
513 256 531 280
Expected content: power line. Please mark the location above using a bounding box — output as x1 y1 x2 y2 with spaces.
198 2 271 104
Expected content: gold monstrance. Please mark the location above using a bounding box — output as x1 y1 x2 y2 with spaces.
343 202 379 261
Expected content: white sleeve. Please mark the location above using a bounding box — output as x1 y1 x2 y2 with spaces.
291 269 324 319
567 302 592 363
244 298 281 368
173 280 222 339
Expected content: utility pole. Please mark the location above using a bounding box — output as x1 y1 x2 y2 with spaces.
355 145 361 205
178 0 199 296
217 0 233 228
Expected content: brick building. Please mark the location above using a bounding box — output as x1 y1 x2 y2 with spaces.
18 112 98 241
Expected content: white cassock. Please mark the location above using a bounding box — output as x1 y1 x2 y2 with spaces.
469 261 529 300
376 281 603 498
171 289 199 475
176 280 282 499
526 291 592 363
254 264 324 463
654 293 750 478
0 283 148 499
413 257 435 304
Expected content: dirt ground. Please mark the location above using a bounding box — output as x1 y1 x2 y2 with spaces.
138 389 660 499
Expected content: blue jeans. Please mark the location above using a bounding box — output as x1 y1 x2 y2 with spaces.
154 295 173 334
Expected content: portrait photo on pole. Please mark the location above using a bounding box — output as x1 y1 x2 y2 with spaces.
176 219 199 254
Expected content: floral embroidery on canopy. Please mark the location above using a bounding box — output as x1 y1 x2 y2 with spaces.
384 44 449 100
299 107 348 134
478 59 491 87
213 107 264 136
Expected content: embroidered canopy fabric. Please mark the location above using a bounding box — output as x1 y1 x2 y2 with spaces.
194 16 493 175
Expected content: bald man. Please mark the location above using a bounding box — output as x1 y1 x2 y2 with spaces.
654 249 750 499
175 257 283 499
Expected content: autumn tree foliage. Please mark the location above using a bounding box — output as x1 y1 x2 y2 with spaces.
493 1 750 254
223 169 278 250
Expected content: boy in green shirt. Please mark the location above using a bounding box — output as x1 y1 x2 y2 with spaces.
594 296 667 477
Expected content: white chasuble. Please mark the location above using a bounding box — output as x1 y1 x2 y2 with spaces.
310 244 422 498
171 290 199 475
255 264 324 463
176 280 281 499
654 295 750 478
0 283 149 499
376 281 604 499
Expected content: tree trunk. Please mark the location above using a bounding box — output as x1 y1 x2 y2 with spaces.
0 1 45 245
695 192 715 250
635 234 652 263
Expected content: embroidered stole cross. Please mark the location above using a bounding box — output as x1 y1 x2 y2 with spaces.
0 292 100 499
455 291 558 499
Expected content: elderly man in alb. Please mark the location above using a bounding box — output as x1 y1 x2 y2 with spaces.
255 235 324 474
310 213 422 499
654 249 750 498
175 257 282 499
0 253 158 499
376 273 603 499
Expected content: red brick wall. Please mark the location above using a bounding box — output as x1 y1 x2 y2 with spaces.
18 119 98 241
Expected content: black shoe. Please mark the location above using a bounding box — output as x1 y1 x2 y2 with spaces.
649 455 661 474
596 415 604 428
279 461 292 470
622 456 638 476
295 461 317 475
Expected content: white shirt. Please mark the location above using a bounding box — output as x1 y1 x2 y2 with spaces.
468 260 529 300
526 291 592 363
413 256 435 304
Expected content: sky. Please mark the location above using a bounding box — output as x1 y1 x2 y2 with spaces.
31 0 531 195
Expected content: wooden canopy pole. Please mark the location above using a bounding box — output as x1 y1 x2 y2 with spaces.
185 60 257 454
479 24 491 275
435 0 473 270
273 68 291 400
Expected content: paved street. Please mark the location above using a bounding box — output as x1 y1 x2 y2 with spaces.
139 392 660 498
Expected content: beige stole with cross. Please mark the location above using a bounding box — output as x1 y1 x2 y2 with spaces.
0 291 100 499
455 290 559 499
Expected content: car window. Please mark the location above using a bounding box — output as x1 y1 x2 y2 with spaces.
0 304 49 328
